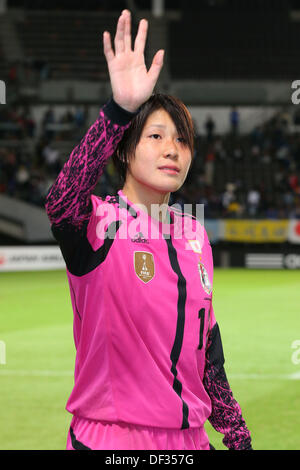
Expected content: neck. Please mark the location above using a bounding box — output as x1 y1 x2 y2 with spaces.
121 180 170 223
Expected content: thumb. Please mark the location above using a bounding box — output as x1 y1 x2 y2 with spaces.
148 49 164 84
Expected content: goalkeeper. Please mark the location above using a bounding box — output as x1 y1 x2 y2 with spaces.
45 9 252 451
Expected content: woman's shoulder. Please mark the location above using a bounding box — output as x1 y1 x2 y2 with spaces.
90 193 121 209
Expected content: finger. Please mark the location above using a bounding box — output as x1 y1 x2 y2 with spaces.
148 49 164 84
134 18 148 54
103 31 114 62
114 12 126 54
124 10 132 51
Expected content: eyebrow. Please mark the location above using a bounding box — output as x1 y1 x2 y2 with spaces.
145 124 167 129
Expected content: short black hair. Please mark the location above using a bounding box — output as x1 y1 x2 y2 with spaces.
112 93 195 185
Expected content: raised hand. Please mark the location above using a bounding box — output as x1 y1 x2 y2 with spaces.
103 10 164 113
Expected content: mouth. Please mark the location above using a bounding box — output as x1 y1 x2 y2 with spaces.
158 166 180 175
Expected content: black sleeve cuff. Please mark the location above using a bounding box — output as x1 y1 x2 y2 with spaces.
103 97 139 126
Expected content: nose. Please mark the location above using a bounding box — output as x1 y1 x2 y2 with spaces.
163 138 178 159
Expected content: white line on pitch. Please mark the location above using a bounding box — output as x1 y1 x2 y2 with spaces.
229 372 300 380
0 370 73 377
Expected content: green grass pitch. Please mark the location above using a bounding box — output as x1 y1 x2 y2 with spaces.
0 268 299 450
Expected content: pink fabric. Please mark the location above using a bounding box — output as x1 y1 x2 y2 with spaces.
66 415 210 450
65 192 214 429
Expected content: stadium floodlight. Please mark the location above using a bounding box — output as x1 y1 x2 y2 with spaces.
0 80 6 104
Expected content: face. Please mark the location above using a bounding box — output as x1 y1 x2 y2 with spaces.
126 108 192 195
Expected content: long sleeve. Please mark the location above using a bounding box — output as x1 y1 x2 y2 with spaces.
203 312 252 450
45 98 136 231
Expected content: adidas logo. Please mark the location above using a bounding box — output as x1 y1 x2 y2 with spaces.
131 232 149 244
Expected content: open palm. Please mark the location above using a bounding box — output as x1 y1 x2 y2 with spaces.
103 10 164 113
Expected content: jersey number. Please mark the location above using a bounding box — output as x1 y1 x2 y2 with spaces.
198 308 205 350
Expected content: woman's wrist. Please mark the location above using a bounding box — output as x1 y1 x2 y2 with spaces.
103 97 139 126
112 97 140 114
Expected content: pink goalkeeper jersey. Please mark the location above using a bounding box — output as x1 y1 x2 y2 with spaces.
45 98 252 450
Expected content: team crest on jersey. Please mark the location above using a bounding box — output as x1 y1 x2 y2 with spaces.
198 262 212 295
134 251 155 283
187 239 202 254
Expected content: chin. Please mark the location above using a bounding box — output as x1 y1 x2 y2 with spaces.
137 176 183 195
153 183 182 194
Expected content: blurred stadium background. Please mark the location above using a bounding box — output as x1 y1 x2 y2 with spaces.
0 0 300 450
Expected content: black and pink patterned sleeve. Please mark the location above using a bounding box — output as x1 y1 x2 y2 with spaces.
203 323 253 450
45 98 136 230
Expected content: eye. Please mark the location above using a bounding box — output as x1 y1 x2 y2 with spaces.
177 137 187 144
149 134 161 139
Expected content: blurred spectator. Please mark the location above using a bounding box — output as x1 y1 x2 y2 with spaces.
19 106 36 138
32 59 50 80
204 115 215 142
2 150 18 196
42 107 56 140
8 61 18 84
233 146 243 159
278 108 291 133
247 187 261 217
229 106 239 136
251 145 260 160
221 183 236 216
59 109 75 139
271 114 286 150
42 143 61 174
261 148 271 164
60 109 74 124
293 108 300 126
74 106 88 130
274 169 287 192
15 164 30 186
292 138 300 171
265 205 279 219
205 191 222 219
282 190 295 216
204 146 215 186
250 125 264 149
276 143 291 170
214 138 227 160
15 164 30 199
227 197 244 218
288 170 299 193
289 198 300 219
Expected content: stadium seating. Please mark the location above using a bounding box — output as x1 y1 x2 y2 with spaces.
169 0 300 80
15 11 117 81
0 41 8 82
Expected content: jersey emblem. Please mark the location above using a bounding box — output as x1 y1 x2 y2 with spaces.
134 251 155 283
198 262 212 295
186 239 202 254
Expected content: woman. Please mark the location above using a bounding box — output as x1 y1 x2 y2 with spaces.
45 10 252 450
